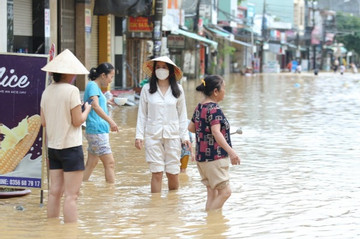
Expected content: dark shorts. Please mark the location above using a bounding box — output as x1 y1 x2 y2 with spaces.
48 146 85 172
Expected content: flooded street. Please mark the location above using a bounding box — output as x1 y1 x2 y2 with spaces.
1 72 360 238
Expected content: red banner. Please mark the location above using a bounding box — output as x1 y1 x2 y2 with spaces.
128 17 153 32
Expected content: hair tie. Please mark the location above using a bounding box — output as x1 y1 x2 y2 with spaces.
201 79 206 87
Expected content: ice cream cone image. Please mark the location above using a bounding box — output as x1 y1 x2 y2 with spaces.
0 115 41 174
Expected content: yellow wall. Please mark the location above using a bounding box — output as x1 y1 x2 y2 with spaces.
99 15 111 64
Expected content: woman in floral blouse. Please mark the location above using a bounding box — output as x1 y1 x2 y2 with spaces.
188 75 240 211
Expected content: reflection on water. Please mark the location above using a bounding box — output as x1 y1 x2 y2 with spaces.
1 73 360 238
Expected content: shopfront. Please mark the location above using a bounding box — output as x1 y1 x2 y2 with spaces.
5 0 45 54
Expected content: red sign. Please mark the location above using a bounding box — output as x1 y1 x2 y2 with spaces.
49 43 55 61
128 17 153 32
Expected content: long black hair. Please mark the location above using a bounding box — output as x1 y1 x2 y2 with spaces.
149 61 181 98
195 75 224 96
88 62 114 81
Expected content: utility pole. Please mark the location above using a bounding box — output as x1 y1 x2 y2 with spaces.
153 0 163 58
259 0 266 73
247 3 255 69
194 0 201 33
312 0 316 71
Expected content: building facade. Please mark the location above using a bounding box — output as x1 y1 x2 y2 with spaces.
0 0 106 91
1 0 324 92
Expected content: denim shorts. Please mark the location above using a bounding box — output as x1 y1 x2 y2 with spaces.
86 133 112 156
48 146 85 172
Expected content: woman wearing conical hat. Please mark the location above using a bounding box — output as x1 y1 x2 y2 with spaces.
135 56 192 193
40 49 91 223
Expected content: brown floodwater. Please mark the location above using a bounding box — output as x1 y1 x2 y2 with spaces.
1 72 360 238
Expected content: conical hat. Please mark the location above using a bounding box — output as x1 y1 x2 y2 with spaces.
142 56 183 81
41 49 89 74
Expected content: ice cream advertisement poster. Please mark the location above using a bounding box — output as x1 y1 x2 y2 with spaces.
0 53 47 188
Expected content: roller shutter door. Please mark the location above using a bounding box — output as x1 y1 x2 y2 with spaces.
60 0 75 52
14 0 32 36
89 14 98 68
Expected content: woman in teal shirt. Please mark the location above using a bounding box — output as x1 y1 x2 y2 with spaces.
83 62 119 183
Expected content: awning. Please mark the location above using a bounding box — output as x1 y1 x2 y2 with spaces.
287 43 297 49
239 27 253 33
205 26 232 38
206 25 252 48
93 0 152 17
324 45 347 54
230 39 253 47
171 29 218 49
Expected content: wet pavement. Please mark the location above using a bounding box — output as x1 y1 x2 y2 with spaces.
1 72 360 238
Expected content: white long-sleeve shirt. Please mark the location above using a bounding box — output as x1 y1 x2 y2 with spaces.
136 83 189 142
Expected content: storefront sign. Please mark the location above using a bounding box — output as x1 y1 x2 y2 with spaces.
128 16 152 32
263 60 280 73
44 9 50 38
0 53 48 189
247 3 255 26
167 34 185 49
85 9 92 33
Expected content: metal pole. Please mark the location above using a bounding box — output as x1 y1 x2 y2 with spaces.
260 0 266 73
251 25 254 60
312 1 316 70
153 0 163 58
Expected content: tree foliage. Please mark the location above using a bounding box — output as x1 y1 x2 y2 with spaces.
336 12 360 55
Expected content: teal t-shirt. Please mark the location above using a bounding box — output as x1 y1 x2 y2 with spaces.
84 81 110 134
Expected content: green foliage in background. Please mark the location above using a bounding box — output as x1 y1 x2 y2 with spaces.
336 12 360 55
220 45 236 56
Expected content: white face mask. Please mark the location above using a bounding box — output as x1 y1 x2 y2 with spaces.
155 69 169 80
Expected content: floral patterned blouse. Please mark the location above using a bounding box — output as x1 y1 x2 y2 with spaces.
191 102 231 162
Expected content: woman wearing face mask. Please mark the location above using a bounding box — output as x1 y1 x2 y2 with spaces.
135 56 191 193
